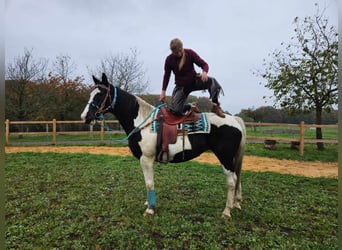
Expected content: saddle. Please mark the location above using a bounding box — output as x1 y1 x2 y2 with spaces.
156 106 201 163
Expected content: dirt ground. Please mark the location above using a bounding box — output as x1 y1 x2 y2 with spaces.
5 146 338 178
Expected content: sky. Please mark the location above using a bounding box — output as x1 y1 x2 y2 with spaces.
5 0 338 115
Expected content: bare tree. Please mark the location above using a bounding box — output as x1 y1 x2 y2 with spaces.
6 48 47 81
92 48 149 94
5 48 48 121
51 54 77 83
48 55 85 121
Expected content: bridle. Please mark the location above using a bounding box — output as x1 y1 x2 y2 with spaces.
90 84 117 119
88 84 166 142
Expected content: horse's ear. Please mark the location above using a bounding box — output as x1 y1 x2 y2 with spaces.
102 73 109 86
92 75 100 85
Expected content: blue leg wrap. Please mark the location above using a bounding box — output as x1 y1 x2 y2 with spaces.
147 190 156 209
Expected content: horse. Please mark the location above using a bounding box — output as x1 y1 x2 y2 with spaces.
81 73 246 219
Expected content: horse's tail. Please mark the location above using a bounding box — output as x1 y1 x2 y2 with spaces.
233 116 246 184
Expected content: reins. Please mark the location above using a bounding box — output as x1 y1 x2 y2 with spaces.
110 102 165 142
93 85 165 142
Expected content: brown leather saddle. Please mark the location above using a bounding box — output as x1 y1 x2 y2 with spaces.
156 106 201 163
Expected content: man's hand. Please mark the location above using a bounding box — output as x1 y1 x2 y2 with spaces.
200 71 208 82
159 90 166 102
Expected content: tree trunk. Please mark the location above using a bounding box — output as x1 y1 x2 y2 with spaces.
315 107 324 150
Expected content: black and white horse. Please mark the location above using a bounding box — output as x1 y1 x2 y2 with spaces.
81 73 246 219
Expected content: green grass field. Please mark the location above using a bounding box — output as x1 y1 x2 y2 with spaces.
7 127 339 163
246 125 338 140
245 142 337 162
9 124 338 142
5 153 338 249
7 137 338 163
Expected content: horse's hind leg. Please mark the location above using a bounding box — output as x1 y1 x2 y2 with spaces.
234 178 242 210
140 155 156 216
221 167 237 219
233 147 244 210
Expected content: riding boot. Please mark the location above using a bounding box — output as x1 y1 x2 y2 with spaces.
211 102 226 118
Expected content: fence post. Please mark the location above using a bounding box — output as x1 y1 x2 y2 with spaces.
52 119 57 145
299 121 304 156
100 120 104 142
90 124 93 139
5 119 9 144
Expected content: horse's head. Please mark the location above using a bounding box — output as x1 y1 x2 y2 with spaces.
81 73 115 124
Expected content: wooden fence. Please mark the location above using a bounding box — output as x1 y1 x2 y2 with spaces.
245 121 338 155
4 119 338 156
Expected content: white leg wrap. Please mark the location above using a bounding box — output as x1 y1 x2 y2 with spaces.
140 155 156 215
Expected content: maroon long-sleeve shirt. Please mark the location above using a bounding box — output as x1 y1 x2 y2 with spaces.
162 48 209 91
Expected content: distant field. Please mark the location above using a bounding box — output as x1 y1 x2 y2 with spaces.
8 124 338 142
7 132 338 162
246 125 338 140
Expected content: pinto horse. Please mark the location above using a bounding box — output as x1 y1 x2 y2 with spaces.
81 73 246 219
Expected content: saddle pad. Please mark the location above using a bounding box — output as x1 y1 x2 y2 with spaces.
151 112 211 134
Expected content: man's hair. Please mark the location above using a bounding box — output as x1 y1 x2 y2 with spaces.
170 38 183 51
170 38 186 70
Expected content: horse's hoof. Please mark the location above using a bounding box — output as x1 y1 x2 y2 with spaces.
144 201 148 207
143 208 154 216
234 203 241 210
221 212 231 219
221 208 232 219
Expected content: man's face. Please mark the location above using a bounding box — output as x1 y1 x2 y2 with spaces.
171 47 183 58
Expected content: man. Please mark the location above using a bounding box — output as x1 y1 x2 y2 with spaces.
160 38 225 118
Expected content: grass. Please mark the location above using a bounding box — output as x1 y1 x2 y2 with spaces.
245 142 337 162
7 131 339 163
9 125 338 142
246 125 338 140
8 133 128 143
6 141 338 163
5 153 338 249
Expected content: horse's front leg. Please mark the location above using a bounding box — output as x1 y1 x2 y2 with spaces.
140 155 156 216
221 167 237 219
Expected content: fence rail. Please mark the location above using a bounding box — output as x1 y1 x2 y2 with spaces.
4 119 338 156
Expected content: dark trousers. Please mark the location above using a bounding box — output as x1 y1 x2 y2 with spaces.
171 76 223 115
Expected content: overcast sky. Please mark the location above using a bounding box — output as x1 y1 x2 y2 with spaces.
5 0 338 115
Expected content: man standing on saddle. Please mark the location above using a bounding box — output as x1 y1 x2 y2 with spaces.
159 38 225 118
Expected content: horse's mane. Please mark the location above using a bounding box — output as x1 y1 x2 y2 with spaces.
135 96 155 120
